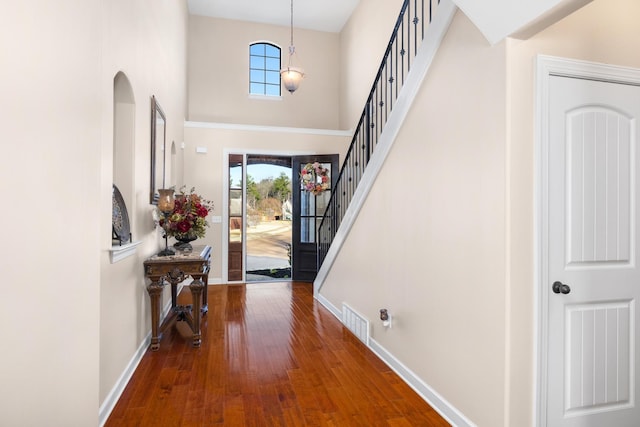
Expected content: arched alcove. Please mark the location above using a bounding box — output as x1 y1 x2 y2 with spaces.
113 72 135 242
109 71 142 263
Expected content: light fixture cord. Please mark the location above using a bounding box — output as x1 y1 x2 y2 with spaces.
290 0 294 48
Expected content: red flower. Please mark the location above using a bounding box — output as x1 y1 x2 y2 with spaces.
196 205 208 217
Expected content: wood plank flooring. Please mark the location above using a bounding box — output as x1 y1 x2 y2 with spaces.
105 282 450 426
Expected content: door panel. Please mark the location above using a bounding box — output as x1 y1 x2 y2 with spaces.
547 75 640 426
292 155 338 282
565 301 632 413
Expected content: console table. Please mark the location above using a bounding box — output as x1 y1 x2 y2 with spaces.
143 245 211 351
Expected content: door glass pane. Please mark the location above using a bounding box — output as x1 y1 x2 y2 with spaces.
300 190 315 216
321 162 332 187
301 217 315 243
230 217 242 243
316 190 330 215
229 155 244 244
230 189 242 216
230 162 242 189
315 218 323 239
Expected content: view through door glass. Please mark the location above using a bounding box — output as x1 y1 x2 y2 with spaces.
246 155 292 282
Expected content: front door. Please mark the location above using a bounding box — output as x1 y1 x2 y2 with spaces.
545 70 640 426
291 155 338 282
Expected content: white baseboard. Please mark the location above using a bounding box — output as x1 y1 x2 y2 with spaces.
314 292 342 321
368 338 476 427
315 295 474 427
98 297 174 426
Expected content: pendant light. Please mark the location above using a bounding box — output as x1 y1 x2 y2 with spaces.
280 0 304 94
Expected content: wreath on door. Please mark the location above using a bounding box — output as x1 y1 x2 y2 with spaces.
300 162 330 195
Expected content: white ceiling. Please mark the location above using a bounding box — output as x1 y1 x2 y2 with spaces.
187 0 361 33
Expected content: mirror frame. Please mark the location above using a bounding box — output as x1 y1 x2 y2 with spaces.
150 95 166 204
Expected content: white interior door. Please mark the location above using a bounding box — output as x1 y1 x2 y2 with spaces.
546 72 640 426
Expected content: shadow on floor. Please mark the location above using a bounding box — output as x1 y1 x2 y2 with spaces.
246 267 291 281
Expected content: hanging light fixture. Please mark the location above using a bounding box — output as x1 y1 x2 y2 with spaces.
280 0 304 94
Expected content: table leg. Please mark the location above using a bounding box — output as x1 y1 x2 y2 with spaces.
189 277 204 347
146 279 164 351
193 273 208 315
202 272 209 313
170 282 178 308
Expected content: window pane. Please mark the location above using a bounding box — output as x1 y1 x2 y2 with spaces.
300 190 315 216
250 44 264 55
265 84 280 96
230 217 242 243
230 189 243 216
265 44 279 57
250 69 265 83
266 71 280 85
316 190 330 214
250 83 264 95
250 56 264 69
266 57 280 71
323 163 332 182
230 160 242 189
301 218 315 243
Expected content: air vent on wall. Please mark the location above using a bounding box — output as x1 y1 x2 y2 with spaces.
342 303 370 345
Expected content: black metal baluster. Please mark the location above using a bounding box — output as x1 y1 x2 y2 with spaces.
422 0 425 38
389 49 394 110
417 1 420 59
395 30 399 101
406 1 411 73
318 0 441 269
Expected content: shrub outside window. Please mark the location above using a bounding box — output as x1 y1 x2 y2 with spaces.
249 43 281 96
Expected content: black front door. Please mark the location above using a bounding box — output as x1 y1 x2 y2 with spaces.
291 154 339 282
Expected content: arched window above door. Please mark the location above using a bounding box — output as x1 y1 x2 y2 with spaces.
249 42 281 97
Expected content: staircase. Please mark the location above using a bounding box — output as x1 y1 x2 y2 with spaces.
315 0 456 289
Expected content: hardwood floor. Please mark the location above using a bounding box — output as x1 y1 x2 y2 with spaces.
105 282 450 426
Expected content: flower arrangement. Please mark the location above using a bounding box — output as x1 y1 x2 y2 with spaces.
300 162 330 195
158 186 214 240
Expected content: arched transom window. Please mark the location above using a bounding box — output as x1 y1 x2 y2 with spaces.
249 42 281 96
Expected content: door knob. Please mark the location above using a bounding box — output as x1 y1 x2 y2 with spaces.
552 281 571 294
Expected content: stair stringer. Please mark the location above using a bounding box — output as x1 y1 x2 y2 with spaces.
314 0 457 295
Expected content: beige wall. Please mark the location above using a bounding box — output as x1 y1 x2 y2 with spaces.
186 13 356 282
0 1 103 425
321 0 639 426
506 0 640 425
183 125 350 281
98 0 188 413
322 11 509 426
188 16 341 130
1 0 187 423
339 0 405 129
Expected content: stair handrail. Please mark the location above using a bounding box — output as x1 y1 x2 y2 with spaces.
317 0 440 267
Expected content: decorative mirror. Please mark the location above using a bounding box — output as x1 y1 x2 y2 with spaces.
150 95 166 204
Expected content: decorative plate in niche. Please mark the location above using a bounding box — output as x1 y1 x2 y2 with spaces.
112 184 131 245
